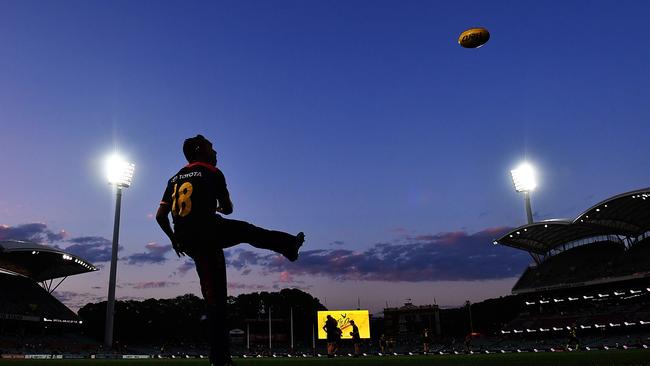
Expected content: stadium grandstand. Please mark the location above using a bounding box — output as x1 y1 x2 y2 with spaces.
493 188 650 350
0 240 98 354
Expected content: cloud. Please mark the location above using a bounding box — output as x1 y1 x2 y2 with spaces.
227 282 269 291
225 227 529 282
272 271 309 290
0 223 66 243
178 260 195 275
128 281 179 289
53 290 106 311
228 249 263 270
64 236 115 263
123 242 173 265
329 241 345 246
0 223 117 263
278 271 293 283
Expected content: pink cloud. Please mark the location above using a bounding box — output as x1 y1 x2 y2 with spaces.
279 271 293 283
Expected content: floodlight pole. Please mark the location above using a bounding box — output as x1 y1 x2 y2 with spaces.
104 186 122 348
312 323 316 354
290 307 294 353
524 191 534 225
466 300 474 334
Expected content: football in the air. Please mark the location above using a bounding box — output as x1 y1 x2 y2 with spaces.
458 27 490 48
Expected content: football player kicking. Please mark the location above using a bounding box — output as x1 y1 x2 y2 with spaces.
156 134 305 366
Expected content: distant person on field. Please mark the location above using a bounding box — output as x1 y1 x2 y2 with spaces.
323 315 340 358
379 334 387 353
464 333 472 353
349 320 361 357
156 134 305 366
422 328 430 354
567 323 580 351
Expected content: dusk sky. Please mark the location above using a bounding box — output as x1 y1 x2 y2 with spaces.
2 0 650 314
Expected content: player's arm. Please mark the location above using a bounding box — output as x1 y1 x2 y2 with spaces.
156 203 185 257
216 188 233 215
215 169 233 215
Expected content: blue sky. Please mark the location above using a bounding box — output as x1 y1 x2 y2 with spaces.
1 0 650 313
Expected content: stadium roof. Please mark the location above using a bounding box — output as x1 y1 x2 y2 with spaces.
574 188 650 236
0 240 98 282
496 188 650 256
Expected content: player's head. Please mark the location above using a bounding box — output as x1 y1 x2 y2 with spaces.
183 134 217 166
350 320 355 325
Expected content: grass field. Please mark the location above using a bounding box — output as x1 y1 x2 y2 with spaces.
1 350 650 366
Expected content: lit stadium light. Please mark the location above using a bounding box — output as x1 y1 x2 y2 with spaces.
511 162 537 193
106 154 135 188
510 162 537 224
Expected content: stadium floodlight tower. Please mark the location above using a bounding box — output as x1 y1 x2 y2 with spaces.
104 153 135 348
510 162 537 225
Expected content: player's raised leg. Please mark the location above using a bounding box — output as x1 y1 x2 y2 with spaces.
215 217 305 261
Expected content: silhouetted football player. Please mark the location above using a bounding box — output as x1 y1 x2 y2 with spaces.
157 134 304 366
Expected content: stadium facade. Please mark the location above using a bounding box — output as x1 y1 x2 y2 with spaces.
383 302 440 348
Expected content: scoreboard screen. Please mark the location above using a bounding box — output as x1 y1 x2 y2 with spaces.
317 310 370 340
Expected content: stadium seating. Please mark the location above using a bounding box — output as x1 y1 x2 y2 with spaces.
513 241 629 291
0 272 77 321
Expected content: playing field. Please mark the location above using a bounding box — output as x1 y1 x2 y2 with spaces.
1 350 649 366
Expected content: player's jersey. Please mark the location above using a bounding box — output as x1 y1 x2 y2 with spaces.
160 162 228 235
